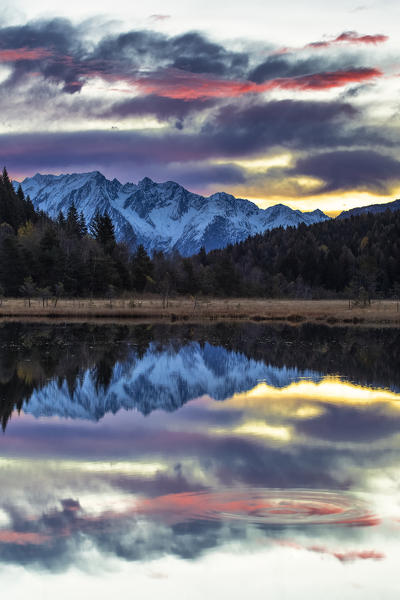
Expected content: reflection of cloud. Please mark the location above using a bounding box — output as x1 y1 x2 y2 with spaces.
0 486 380 569
213 420 292 442
0 531 51 545
149 15 171 22
277 539 385 562
307 31 388 48
225 378 400 411
0 48 52 61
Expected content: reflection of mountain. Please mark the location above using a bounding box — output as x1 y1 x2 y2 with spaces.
1 321 400 430
24 343 321 420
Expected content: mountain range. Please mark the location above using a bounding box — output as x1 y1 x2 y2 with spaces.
17 171 400 256
18 171 329 256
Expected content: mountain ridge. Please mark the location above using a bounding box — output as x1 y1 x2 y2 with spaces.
338 198 400 219
17 171 329 256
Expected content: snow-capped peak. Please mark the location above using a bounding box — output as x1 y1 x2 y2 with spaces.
17 171 330 255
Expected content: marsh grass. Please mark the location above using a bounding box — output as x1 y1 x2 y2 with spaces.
0 296 399 325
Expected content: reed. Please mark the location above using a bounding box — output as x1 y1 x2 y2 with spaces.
0 297 399 325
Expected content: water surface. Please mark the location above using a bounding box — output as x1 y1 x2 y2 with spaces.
1 322 400 599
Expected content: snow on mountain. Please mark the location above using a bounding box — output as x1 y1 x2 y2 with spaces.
18 171 330 256
23 342 322 421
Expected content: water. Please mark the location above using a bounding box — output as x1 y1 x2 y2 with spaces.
1 322 400 599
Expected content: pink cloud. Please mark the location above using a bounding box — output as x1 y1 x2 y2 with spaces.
275 31 388 55
127 67 382 100
149 14 171 22
307 31 388 49
333 31 388 45
0 47 52 62
270 68 382 91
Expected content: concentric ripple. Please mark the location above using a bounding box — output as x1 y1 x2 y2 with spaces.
138 488 379 527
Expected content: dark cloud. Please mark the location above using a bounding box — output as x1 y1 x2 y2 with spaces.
0 18 80 53
249 56 340 83
0 99 358 174
170 32 248 76
292 150 400 194
100 94 219 122
340 83 376 98
0 20 250 99
0 18 86 92
0 97 388 189
167 162 247 187
203 99 359 154
248 54 363 84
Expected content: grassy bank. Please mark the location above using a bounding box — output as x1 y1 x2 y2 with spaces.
0 297 399 325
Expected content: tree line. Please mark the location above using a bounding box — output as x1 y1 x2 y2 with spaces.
0 168 153 298
1 167 399 300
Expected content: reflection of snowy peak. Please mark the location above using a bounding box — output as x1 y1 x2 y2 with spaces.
24 342 322 421
18 171 329 255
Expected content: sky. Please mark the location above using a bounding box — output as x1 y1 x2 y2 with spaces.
1 0 400 214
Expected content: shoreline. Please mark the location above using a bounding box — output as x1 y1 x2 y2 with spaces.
0 298 399 326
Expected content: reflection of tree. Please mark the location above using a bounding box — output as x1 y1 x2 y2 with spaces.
0 323 144 431
0 322 399 431
93 357 114 392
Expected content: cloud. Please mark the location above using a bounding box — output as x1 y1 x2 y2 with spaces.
249 55 358 84
268 68 382 91
0 19 383 101
203 98 359 155
0 20 250 96
119 67 382 101
269 30 388 57
0 47 52 61
0 98 358 176
0 17 396 196
149 14 171 22
308 31 389 49
99 94 218 122
292 150 400 194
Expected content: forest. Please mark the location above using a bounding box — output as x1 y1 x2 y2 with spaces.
1 167 399 300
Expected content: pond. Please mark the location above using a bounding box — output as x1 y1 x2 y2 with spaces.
1 322 400 599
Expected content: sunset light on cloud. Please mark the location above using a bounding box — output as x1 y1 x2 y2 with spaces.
0 0 399 213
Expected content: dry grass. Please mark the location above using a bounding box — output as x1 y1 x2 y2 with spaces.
0 296 399 326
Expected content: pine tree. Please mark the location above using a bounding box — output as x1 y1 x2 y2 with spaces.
0 235 26 295
90 211 116 253
66 203 81 237
132 244 153 292
79 212 88 237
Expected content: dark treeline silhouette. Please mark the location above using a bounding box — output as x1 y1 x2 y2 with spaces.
1 167 400 299
0 168 153 298
178 208 400 300
1 322 400 431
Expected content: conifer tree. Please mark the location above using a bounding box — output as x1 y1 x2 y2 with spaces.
79 212 88 237
66 203 81 237
132 244 153 292
90 211 116 253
